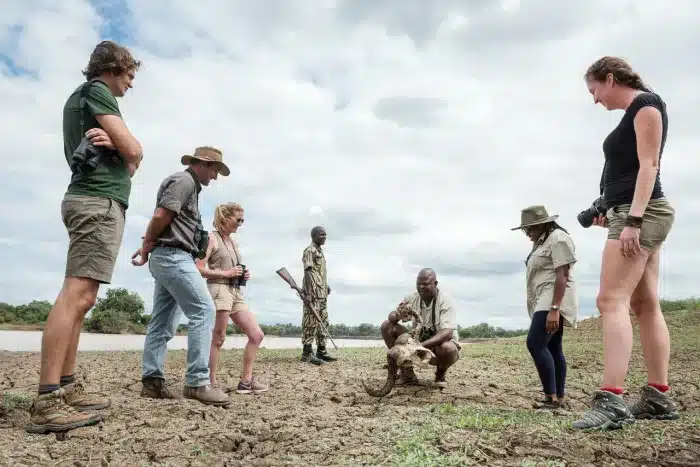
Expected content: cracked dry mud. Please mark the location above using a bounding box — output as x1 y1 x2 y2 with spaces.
2 310 700 466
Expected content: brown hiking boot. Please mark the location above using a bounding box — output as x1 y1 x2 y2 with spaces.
183 384 231 407
25 389 103 434
140 377 180 399
62 382 111 411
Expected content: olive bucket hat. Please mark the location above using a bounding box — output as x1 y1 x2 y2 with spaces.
510 205 559 230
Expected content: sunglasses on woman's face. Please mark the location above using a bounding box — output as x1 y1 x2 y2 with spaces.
236 218 244 224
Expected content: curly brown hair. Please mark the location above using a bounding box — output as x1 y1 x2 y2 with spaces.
585 56 651 93
82 40 142 80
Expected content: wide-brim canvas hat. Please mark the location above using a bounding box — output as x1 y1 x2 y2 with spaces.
181 146 230 176
511 205 559 230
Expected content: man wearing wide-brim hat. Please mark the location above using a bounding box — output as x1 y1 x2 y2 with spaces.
131 145 231 406
512 204 579 412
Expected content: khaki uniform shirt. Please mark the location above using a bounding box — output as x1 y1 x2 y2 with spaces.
526 229 579 328
402 289 461 349
302 243 328 299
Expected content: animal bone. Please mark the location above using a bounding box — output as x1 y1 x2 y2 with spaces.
362 302 435 397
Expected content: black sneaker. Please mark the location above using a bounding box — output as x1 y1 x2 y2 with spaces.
533 397 560 411
572 390 635 431
628 386 680 420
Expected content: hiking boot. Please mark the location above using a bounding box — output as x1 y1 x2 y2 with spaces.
395 367 419 385
236 377 269 395
301 344 324 365
25 389 103 434
434 366 447 389
140 377 180 399
628 386 680 420
316 345 338 362
572 390 635 431
62 382 111 411
183 384 231 407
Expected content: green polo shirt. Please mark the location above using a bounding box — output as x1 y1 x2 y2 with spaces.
63 80 131 208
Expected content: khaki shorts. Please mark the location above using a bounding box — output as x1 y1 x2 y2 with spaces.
607 198 675 252
208 283 247 313
61 194 125 284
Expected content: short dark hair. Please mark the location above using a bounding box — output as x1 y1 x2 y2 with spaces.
82 40 142 80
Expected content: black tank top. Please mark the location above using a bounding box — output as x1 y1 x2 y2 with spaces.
602 92 668 207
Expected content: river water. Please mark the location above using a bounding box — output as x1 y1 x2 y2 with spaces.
0 330 385 352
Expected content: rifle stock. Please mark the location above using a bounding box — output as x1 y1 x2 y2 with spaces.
275 266 338 350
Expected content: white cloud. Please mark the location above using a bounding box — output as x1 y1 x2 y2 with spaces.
1 0 699 331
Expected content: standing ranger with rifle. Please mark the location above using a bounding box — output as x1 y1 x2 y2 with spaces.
300 226 337 364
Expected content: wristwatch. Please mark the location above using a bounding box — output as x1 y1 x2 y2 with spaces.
549 305 560 311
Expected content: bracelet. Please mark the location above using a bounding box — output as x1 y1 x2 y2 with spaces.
624 215 643 228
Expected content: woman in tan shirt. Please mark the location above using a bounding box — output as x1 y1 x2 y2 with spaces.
512 205 579 411
196 202 267 394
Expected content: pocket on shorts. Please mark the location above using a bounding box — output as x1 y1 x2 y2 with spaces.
62 195 112 233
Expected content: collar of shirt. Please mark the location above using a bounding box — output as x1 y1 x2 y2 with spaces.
185 167 202 194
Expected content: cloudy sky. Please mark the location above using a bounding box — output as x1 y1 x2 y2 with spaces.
1 0 698 330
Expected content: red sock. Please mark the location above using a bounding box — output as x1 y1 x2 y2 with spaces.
601 387 624 395
648 383 669 392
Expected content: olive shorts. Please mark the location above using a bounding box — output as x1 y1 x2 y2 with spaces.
208 282 247 313
61 194 126 284
606 198 675 252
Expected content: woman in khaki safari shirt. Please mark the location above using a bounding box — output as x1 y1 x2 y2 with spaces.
196 203 268 395
512 205 579 411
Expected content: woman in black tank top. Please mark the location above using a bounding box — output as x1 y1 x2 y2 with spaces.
572 57 679 431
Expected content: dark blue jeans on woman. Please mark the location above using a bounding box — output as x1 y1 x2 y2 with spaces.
526 310 566 397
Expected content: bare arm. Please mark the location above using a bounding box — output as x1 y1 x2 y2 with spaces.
141 207 174 252
551 264 570 308
629 106 663 217
421 329 453 349
95 114 143 164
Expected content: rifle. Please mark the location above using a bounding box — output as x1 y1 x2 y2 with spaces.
275 267 338 350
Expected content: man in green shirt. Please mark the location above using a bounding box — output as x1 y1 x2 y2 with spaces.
26 41 144 435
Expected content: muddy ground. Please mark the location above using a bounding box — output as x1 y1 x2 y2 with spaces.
2 309 699 466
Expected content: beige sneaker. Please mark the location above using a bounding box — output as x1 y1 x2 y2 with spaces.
62 382 111 411
183 384 231 407
236 377 268 395
25 389 103 434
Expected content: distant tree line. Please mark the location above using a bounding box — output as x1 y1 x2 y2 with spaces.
2 288 697 338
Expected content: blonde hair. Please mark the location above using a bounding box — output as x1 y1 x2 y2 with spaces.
213 202 243 233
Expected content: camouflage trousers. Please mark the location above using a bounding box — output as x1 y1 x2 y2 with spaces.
302 298 328 347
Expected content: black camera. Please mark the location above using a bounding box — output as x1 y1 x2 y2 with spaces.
577 196 607 228
419 327 436 342
238 264 247 287
194 224 209 260
70 137 121 175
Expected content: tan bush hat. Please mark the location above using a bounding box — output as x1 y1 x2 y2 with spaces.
181 146 230 176
511 205 559 230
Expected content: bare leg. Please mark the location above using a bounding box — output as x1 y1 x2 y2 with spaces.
39 277 99 388
209 311 230 386
434 341 459 372
630 250 670 386
231 310 264 382
596 239 650 389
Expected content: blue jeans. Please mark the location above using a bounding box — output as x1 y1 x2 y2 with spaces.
142 247 215 387
526 310 567 397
